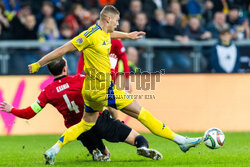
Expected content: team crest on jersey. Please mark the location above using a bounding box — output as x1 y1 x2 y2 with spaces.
102 40 109 45
76 37 83 44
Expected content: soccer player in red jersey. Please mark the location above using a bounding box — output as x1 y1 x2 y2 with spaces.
0 58 162 164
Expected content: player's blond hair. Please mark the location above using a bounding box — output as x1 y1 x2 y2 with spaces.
100 5 120 20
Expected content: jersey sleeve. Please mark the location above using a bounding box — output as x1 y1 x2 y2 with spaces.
120 54 130 78
116 39 126 56
116 39 129 78
37 90 48 108
11 106 37 119
71 31 91 51
76 52 84 74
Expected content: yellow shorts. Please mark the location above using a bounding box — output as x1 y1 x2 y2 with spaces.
82 80 133 113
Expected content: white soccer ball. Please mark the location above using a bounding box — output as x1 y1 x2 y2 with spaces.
203 128 225 149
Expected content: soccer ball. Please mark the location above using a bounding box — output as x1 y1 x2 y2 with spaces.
203 128 225 149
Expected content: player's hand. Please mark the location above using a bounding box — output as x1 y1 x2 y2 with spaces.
28 62 41 74
0 101 13 113
128 31 146 40
110 53 118 70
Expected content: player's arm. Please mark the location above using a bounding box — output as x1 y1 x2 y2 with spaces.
116 39 130 90
110 31 146 40
0 101 43 119
29 32 91 74
76 52 84 74
29 41 77 73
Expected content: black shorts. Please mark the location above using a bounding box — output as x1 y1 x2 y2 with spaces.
79 110 132 142
92 110 132 142
77 110 132 155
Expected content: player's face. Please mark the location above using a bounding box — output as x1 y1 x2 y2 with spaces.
109 14 119 33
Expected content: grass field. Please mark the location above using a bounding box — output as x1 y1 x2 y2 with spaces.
0 132 249 167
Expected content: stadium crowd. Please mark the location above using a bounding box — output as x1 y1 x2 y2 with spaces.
0 0 250 73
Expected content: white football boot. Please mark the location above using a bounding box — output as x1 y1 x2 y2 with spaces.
137 147 163 160
179 137 203 153
44 148 56 165
92 148 110 161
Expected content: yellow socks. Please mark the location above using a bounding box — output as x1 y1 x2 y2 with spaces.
57 119 95 148
138 107 176 140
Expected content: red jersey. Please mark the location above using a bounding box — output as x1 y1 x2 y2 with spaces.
76 39 130 82
37 74 85 128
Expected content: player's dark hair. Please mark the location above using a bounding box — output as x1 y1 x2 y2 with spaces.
47 58 66 76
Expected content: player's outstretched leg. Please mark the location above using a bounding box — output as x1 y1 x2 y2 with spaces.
122 100 202 152
44 112 99 164
77 130 111 161
91 109 163 160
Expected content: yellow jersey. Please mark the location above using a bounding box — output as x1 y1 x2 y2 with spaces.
71 24 111 82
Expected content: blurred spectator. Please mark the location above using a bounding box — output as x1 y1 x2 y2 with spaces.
38 17 60 41
90 8 99 24
123 0 142 25
77 9 93 34
36 1 55 25
119 19 131 33
185 0 201 15
163 12 189 43
2 0 19 21
227 6 250 40
63 3 83 37
210 28 240 73
60 23 73 39
143 0 169 20
154 9 167 26
155 12 191 73
202 0 214 26
0 3 9 27
206 12 229 39
115 0 131 17
24 14 37 39
184 17 211 40
150 9 167 38
0 24 9 39
211 0 231 14
241 19 250 39
169 1 188 28
131 12 152 37
10 2 30 39
0 3 10 37
227 6 241 27
122 46 139 73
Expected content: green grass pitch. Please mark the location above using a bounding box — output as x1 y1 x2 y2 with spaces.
0 132 249 167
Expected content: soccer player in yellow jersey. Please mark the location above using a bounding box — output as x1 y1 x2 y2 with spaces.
29 5 202 164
